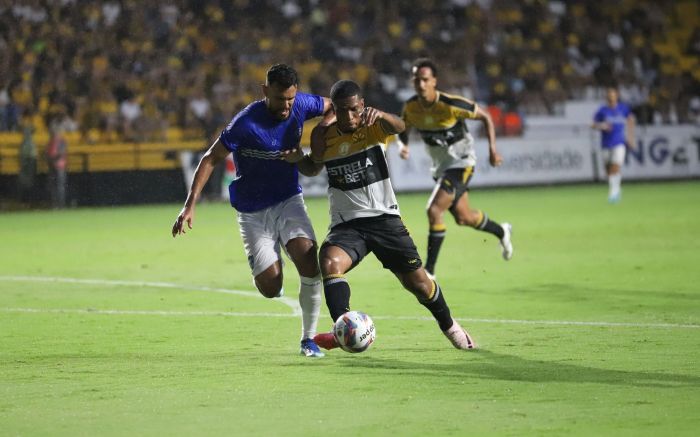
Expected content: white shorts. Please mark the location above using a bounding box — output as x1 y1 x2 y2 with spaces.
237 194 316 277
601 144 626 166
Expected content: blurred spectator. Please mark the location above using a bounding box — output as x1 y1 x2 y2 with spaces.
140 90 168 142
0 0 697 143
95 84 120 142
187 87 213 137
119 93 142 142
0 85 19 131
18 108 37 202
45 112 72 208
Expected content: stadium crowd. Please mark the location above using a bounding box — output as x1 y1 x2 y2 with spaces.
0 0 698 142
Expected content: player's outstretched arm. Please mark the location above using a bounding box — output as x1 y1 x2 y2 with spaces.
475 105 501 167
297 109 335 176
361 107 405 135
626 113 636 149
591 120 612 131
298 124 329 177
397 130 411 160
172 139 229 237
280 147 305 164
321 97 333 116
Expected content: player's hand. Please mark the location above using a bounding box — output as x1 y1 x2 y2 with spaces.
310 124 331 159
360 107 382 127
318 108 336 127
626 139 636 150
172 207 194 237
489 151 503 167
280 147 305 163
398 143 410 160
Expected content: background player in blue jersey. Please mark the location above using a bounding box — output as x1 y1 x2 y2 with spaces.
592 87 636 203
172 64 332 357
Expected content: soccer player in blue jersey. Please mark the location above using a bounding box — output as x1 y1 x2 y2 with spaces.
172 64 332 357
592 87 636 203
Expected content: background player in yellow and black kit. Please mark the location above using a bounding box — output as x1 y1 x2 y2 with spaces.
291 79 476 351
398 58 513 278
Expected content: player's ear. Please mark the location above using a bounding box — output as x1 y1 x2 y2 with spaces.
261 84 269 98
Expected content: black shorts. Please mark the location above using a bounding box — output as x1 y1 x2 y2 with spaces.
436 167 474 208
321 214 422 273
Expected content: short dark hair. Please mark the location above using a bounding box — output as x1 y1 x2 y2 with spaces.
266 64 299 88
412 58 438 77
330 80 362 102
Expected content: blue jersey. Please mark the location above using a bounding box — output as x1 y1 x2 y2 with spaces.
219 92 324 212
593 103 631 149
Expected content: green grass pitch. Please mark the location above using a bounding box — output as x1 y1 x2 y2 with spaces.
1 181 699 436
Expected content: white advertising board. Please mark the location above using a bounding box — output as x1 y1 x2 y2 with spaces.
595 125 700 180
295 124 700 197
386 135 595 191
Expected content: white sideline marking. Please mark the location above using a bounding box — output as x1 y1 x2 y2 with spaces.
1 276 698 330
0 275 301 315
0 307 296 318
0 307 698 329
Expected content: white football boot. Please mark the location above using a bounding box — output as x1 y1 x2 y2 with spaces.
443 319 476 350
499 223 513 261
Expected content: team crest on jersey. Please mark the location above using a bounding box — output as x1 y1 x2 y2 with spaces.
339 142 351 155
424 116 434 125
351 131 367 143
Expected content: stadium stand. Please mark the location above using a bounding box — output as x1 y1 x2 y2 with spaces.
0 1 697 204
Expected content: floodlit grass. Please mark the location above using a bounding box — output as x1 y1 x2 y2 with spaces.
1 181 699 436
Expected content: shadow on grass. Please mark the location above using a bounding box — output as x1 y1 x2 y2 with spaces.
330 349 700 388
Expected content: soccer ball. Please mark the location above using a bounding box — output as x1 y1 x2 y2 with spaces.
333 311 376 353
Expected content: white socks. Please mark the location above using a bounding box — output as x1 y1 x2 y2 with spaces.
608 173 622 198
299 274 322 340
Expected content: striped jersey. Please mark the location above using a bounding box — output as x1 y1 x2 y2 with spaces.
401 91 480 176
317 122 399 227
219 92 324 212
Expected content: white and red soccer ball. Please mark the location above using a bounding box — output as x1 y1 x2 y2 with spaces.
333 311 376 353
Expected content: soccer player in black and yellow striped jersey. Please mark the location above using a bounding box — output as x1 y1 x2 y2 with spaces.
291 79 476 351
397 58 514 278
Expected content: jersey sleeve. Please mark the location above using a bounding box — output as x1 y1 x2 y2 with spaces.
219 119 240 152
400 103 412 128
593 107 605 122
621 103 632 118
368 121 393 149
449 97 479 120
295 92 325 120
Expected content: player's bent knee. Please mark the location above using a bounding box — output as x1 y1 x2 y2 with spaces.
319 256 342 276
427 205 444 222
411 280 434 299
256 281 283 298
287 236 316 254
457 213 479 227
399 271 433 299
292 251 320 278
254 270 284 298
